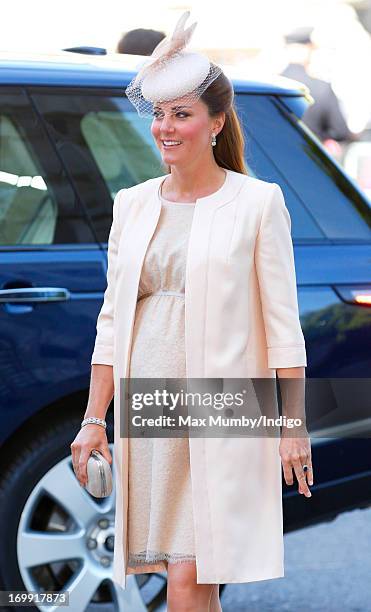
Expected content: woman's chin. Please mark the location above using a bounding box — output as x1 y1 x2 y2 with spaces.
162 150 182 158
162 152 185 165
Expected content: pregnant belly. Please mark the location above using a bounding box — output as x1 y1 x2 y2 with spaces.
129 295 186 378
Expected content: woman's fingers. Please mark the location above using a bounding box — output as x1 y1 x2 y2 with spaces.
70 446 80 480
70 426 110 486
280 435 314 498
78 449 91 486
306 463 314 486
299 439 314 486
292 456 312 497
282 460 294 486
70 445 84 485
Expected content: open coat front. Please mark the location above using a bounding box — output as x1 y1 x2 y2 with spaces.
90 169 307 588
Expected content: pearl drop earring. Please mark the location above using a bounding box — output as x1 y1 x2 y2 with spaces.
211 133 217 147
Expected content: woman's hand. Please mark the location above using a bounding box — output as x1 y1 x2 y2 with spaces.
70 425 112 487
279 430 313 498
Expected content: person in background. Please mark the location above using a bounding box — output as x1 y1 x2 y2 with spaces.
117 28 165 56
281 26 357 157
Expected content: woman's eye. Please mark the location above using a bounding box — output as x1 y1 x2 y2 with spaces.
152 111 188 119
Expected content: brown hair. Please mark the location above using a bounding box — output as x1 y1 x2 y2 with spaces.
162 66 248 175
202 68 248 175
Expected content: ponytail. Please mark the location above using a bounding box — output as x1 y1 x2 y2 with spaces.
201 68 248 174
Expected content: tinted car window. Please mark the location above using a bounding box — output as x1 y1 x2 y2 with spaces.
236 94 371 242
31 88 165 242
0 89 94 245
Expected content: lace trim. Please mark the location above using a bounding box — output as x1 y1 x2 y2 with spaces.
128 550 196 566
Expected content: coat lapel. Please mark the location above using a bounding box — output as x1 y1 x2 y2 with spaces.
182 170 248 582
185 169 247 377
115 177 164 380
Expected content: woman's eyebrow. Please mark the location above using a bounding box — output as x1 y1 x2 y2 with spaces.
153 105 192 111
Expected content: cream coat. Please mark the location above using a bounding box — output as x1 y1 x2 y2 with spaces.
90 169 307 588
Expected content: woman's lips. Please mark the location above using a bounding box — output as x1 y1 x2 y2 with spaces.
161 140 182 148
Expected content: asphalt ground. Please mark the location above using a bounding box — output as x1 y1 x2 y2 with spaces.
220 507 371 612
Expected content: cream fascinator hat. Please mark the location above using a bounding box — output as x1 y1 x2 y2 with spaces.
125 11 222 117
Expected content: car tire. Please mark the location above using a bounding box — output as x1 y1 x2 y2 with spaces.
0 415 168 612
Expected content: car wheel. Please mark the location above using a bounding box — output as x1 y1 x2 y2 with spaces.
0 416 167 611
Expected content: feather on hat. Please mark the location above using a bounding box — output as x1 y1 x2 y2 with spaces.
134 11 197 82
125 11 222 116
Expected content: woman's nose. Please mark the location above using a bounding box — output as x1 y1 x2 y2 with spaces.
160 115 175 132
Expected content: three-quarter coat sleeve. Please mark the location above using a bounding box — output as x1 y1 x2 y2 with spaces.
255 183 307 369
90 189 126 366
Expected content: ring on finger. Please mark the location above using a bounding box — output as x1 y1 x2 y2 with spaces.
302 462 313 472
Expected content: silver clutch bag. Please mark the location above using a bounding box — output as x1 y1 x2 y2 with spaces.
85 449 113 498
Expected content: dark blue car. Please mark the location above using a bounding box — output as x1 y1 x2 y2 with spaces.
0 49 370 612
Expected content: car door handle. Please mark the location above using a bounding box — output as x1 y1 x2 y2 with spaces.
0 287 71 303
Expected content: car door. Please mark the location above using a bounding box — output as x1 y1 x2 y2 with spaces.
235 91 371 528
0 87 106 441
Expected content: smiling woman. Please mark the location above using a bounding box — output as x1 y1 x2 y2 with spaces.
151 97 227 192
74 9 311 612
149 87 247 202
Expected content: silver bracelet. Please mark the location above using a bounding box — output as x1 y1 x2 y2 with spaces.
81 417 107 429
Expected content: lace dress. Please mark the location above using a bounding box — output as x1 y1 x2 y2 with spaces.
126 188 197 573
